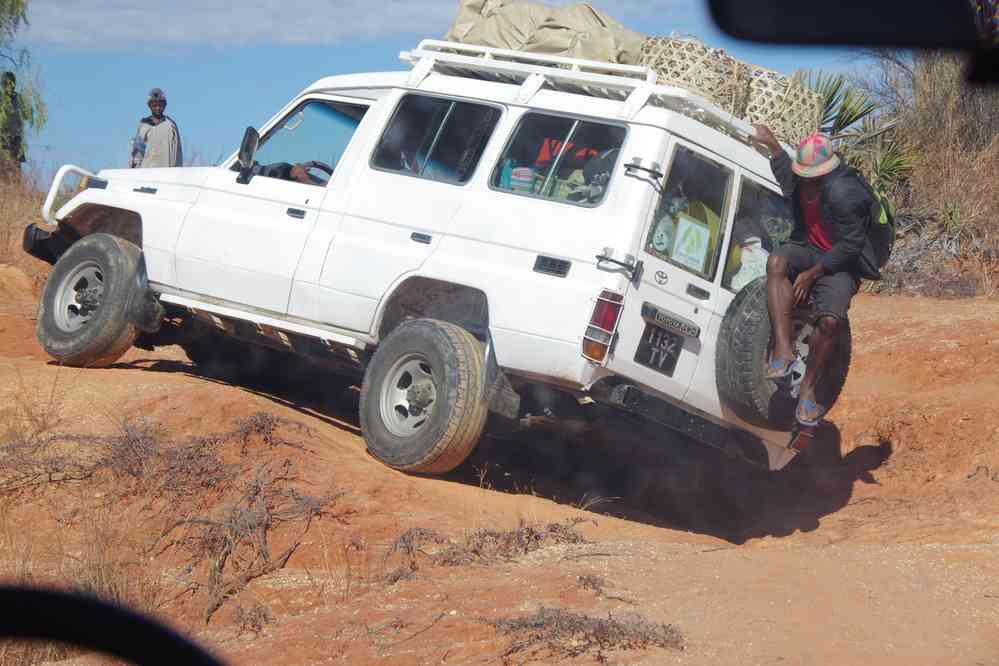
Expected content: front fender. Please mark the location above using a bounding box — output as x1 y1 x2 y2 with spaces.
22 223 72 265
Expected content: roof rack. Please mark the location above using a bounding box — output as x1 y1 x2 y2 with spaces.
399 39 761 148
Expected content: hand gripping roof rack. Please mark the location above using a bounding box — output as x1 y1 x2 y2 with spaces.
400 39 761 148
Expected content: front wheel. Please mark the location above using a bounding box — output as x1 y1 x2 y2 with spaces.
36 233 141 368
359 319 488 475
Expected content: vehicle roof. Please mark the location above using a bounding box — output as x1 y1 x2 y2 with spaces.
303 70 779 187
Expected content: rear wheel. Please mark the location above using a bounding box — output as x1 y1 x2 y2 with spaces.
36 233 141 367
360 319 488 474
716 277 852 430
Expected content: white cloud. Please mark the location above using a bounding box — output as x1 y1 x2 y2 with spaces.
23 0 683 48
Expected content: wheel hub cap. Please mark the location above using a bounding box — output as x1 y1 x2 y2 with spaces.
54 261 105 333
380 354 439 438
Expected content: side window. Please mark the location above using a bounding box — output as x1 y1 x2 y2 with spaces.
492 113 626 206
723 179 793 292
252 100 368 186
645 145 733 280
371 94 501 184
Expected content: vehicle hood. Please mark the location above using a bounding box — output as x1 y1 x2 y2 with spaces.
96 166 219 189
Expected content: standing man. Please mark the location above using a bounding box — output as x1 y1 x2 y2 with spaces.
752 125 879 429
0 71 26 183
130 88 183 168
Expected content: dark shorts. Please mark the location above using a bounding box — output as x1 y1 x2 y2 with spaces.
772 243 859 321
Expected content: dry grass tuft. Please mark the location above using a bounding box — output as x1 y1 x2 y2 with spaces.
577 574 607 594
438 518 592 566
233 411 314 453
0 639 74 666
0 179 42 264
233 602 275 638
487 606 684 663
384 519 592 581
67 509 164 614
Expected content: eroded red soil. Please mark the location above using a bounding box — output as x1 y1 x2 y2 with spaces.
1 264 997 665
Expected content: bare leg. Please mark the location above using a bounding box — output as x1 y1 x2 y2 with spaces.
799 315 839 404
766 255 795 363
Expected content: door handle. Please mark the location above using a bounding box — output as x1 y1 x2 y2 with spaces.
686 284 710 300
411 232 432 245
286 208 306 219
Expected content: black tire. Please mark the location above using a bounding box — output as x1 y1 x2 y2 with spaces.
716 277 852 430
360 319 488 475
36 233 141 368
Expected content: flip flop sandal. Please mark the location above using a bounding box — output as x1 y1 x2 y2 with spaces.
764 357 794 380
795 398 828 427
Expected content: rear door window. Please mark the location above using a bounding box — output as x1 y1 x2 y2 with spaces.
723 178 793 292
371 94 501 184
644 144 734 281
491 113 626 206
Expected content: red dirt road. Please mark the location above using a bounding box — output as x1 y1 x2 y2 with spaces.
1 265 997 665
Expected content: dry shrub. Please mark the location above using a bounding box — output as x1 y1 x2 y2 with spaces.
0 179 42 264
488 606 684 663
439 518 591 566
233 602 275 637
0 406 338 625
158 460 336 623
385 519 592 574
233 411 314 452
907 54 999 243
862 51 999 295
577 574 607 594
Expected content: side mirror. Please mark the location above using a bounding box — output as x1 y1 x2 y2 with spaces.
236 127 259 184
238 127 259 168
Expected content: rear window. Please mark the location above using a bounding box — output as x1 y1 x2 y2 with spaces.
491 113 626 206
371 94 501 185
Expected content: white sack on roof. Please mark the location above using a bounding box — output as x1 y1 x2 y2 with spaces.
464 2 551 51
445 0 496 42
445 0 644 64
525 3 645 64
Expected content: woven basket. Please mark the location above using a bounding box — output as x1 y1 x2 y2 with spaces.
638 36 750 117
745 67 822 145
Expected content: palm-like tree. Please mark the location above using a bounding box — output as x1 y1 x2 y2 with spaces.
797 70 913 194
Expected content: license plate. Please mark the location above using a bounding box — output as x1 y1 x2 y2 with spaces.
634 323 683 376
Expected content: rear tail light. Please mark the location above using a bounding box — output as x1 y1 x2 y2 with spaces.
582 290 624 364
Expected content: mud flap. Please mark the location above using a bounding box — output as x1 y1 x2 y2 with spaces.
125 255 164 334
484 335 521 421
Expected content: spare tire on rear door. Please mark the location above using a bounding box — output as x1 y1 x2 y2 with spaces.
716 276 851 431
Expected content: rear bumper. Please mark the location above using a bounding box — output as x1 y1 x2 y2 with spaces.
590 378 797 471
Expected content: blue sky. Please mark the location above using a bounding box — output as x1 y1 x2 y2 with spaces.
18 0 862 180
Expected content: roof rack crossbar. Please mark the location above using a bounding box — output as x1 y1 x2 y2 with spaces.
411 39 656 82
399 39 764 147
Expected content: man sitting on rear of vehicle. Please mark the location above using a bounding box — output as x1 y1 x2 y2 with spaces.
752 125 879 430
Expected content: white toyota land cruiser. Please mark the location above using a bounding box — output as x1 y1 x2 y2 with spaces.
24 41 851 474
